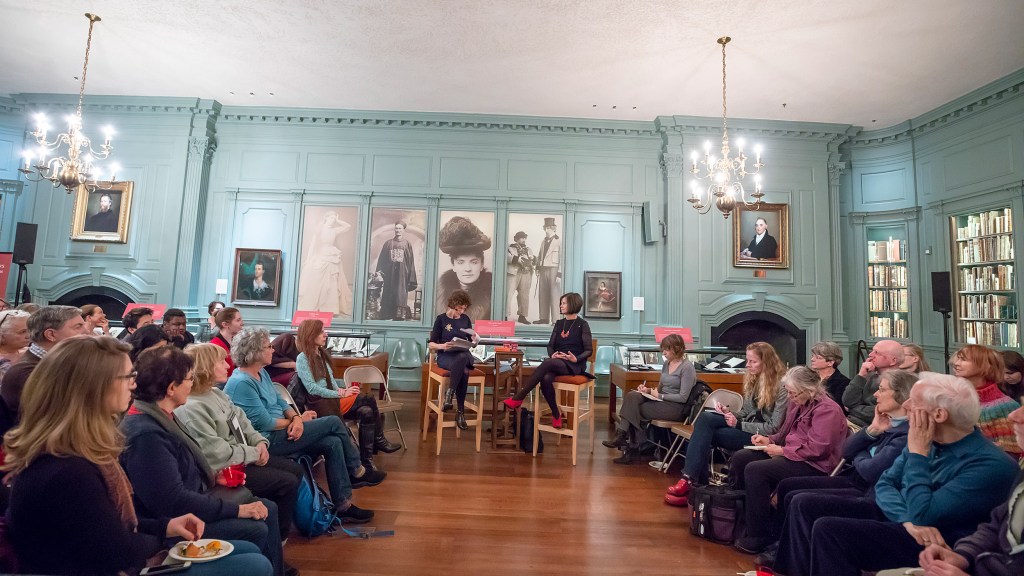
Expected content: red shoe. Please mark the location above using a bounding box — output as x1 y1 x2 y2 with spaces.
666 478 692 497
664 493 689 507
502 398 523 410
551 415 563 429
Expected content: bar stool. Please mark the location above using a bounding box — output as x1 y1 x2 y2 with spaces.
533 339 597 466
422 350 486 455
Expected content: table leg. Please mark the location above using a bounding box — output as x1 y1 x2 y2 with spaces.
608 382 617 423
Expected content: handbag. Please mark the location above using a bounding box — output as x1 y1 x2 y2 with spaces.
689 484 746 545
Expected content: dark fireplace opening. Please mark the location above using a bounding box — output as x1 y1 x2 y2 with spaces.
52 286 135 321
711 311 806 367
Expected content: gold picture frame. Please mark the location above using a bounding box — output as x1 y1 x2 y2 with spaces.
70 181 133 243
732 202 790 269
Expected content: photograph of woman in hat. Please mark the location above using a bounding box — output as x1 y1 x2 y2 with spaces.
434 212 495 321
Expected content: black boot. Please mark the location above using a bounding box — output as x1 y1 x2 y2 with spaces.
442 387 455 411
358 422 375 463
602 429 629 449
375 431 401 453
613 448 639 465
455 410 468 430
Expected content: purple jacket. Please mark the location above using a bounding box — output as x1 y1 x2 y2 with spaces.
768 394 849 474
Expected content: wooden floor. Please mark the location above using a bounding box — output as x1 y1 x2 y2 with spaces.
287 391 753 576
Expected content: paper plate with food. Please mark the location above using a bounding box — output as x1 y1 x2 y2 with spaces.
168 539 233 562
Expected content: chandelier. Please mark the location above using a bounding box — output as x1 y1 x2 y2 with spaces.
19 13 118 194
688 36 764 219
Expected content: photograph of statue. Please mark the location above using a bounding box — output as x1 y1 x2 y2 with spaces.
505 213 563 325
366 208 427 321
435 211 495 321
296 205 359 320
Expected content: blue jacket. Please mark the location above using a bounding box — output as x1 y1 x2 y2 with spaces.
842 421 909 491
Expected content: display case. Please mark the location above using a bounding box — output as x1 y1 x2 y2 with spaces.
950 208 1018 347
866 226 910 339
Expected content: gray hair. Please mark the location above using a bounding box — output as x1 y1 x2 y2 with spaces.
27 305 83 343
810 341 843 368
913 372 980 430
0 310 30 338
231 327 270 368
783 365 823 395
881 369 917 405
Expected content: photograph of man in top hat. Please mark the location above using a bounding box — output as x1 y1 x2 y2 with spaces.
534 216 562 324
506 230 534 324
435 211 495 321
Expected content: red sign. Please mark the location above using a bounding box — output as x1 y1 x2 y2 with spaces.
123 303 168 320
292 310 334 327
474 320 515 337
654 327 693 344
0 253 12 301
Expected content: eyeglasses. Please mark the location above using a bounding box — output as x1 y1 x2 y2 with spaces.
182 374 195 382
118 371 138 380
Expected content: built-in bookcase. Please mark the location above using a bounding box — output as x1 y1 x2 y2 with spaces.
950 208 1018 347
866 227 910 339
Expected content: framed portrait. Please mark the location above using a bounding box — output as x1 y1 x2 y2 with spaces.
733 202 790 269
232 248 282 307
436 210 496 321
365 208 427 321
584 271 622 319
70 181 133 243
296 205 360 321
505 213 564 325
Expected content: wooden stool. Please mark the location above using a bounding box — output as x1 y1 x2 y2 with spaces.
422 351 486 455
532 339 598 466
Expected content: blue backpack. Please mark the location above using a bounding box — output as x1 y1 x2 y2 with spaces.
293 455 339 537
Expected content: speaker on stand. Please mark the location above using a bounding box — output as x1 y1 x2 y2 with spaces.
12 223 37 307
931 271 953 373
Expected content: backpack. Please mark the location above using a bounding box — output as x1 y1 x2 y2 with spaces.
287 373 310 413
517 408 544 454
689 484 745 545
293 455 338 537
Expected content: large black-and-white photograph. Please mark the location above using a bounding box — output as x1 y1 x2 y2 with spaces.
366 207 427 321
435 210 495 321
505 213 564 325
296 205 360 320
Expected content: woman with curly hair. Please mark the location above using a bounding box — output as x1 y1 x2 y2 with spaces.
434 215 493 321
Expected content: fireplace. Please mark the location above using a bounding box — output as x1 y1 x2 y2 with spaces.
52 286 135 320
711 311 806 367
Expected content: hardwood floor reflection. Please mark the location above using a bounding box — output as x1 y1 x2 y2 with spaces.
287 391 752 576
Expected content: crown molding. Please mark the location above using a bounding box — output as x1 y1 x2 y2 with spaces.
8 94 221 117
655 115 855 142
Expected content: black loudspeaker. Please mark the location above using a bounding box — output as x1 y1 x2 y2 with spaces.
932 271 953 313
12 223 37 265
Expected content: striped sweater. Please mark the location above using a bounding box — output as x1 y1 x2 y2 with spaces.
977 381 1022 457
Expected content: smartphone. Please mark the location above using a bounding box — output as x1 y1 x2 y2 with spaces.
140 561 192 575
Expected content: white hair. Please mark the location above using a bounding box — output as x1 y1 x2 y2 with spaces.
914 372 980 430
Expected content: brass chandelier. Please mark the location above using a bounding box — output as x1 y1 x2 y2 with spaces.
688 36 764 219
19 13 118 194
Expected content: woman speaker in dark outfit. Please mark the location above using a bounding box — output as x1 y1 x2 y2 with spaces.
502 292 592 429
428 290 480 430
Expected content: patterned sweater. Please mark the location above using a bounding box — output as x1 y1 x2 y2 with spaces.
977 381 1023 457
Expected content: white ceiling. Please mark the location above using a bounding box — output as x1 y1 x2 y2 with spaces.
1 0 1023 128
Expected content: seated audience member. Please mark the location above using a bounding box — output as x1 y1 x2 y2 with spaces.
952 344 1022 457
664 342 789 507
120 346 287 575
13 303 38 314
80 303 110 335
430 290 482 430
0 305 87 434
295 319 401 467
265 331 298 385
197 300 226 343
0 310 30 378
225 327 381 524
603 333 697 464
730 366 849 554
899 343 931 374
843 339 905 427
878 403 1024 576
177 343 302 544
162 307 196 349
809 341 850 409
3 336 272 576
1000 349 1024 400
117 306 154 340
803 373 1019 576
764 369 917 571
125 323 172 363
211 306 244 377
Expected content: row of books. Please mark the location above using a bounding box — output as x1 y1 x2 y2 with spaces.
869 289 909 312
870 315 908 339
957 236 1014 264
956 209 1013 240
962 321 1019 348
959 294 1018 320
867 264 908 288
958 265 1015 291
867 239 907 262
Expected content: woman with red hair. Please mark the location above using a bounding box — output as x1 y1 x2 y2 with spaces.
951 344 1021 457
294 319 400 470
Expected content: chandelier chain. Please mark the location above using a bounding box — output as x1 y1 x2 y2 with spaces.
721 39 727 136
77 16 97 119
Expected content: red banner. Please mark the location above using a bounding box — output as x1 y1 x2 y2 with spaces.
292 310 334 327
124 303 167 319
474 320 516 337
0 253 12 302
654 326 693 344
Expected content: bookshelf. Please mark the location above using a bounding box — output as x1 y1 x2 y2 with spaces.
950 208 1018 347
866 227 910 340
